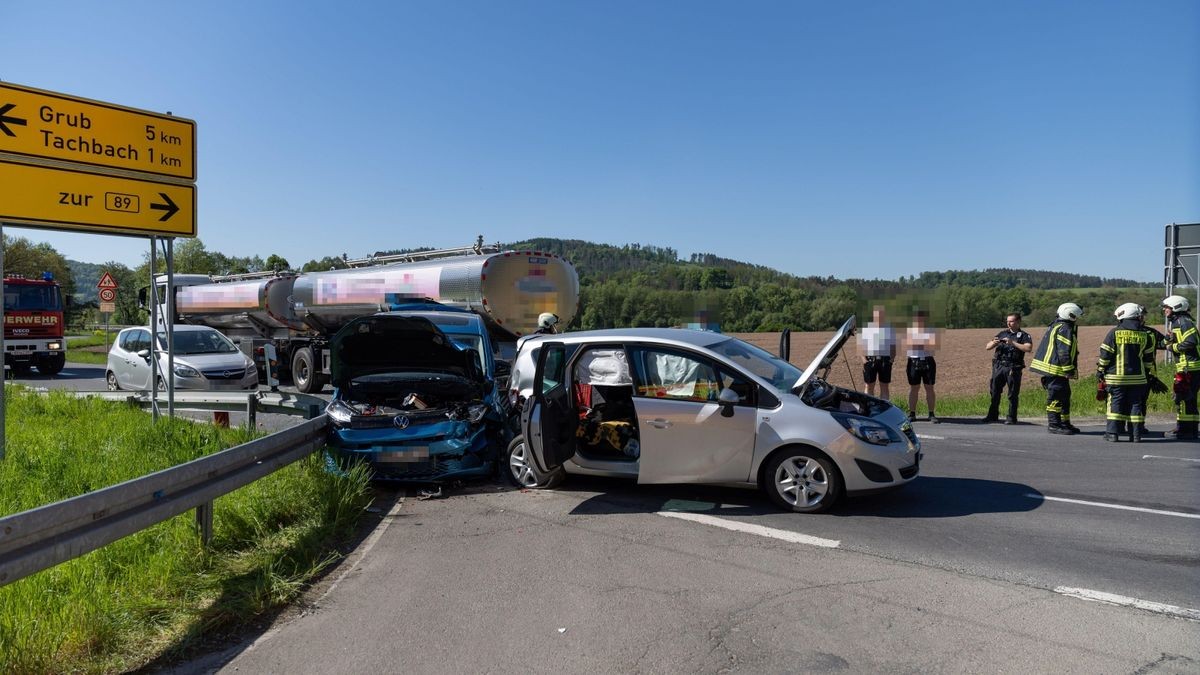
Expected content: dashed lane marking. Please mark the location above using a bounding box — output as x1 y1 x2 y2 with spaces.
1142 454 1200 463
916 434 944 440
1054 586 1200 622
657 511 840 548
1027 493 1200 520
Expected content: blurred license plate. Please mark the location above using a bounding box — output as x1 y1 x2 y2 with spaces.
376 447 430 463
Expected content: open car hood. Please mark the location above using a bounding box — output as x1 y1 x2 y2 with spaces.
791 316 856 396
330 315 484 390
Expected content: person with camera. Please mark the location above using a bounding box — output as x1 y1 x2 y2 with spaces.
983 312 1033 424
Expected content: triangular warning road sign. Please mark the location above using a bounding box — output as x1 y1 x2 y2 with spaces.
97 271 119 290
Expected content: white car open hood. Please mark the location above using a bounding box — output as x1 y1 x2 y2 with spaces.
791 316 856 396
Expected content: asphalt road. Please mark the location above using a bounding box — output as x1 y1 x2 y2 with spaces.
14 368 1199 671
164 416 1198 673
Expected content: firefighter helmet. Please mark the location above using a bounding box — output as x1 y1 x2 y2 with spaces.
1056 303 1083 321
1163 295 1190 313
1114 302 1143 321
537 312 560 330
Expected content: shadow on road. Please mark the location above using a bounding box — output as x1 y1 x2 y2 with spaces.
563 474 1043 519
10 362 107 381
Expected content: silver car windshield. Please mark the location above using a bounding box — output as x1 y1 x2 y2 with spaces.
157 330 238 355
709 337 803 394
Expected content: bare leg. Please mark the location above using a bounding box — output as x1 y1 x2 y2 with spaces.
880 382 890 400
925 383 936 414
908 386 919 416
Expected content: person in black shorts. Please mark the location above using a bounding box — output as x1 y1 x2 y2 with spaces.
905 309 939 423
858 305 897 400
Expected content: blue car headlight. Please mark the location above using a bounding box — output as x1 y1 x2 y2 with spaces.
466 403 488 424
327 400 354 426
832 412 902 446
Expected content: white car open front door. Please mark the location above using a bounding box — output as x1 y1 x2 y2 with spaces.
521 341 578 474
628 346 757 485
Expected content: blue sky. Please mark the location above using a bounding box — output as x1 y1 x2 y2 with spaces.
2 0 1196 282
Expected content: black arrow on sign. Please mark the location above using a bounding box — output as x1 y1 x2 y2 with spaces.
150 193 179 221
0 103 27 137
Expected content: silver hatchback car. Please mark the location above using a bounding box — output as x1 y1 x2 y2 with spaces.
106 325 258 391
507 317 920 513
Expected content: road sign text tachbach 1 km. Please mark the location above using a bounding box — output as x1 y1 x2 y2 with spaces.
0 82 195 181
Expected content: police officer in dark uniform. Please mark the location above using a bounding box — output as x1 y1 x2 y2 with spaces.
1097 303 1157 442
983 312 1033 424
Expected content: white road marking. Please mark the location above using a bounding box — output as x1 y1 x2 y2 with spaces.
1142 454 1200 463
657 511 840 548
916 434 944 440
1054 586 1200 622
1026 493 1200 520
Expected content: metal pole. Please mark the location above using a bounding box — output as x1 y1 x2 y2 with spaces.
196 501 213 546
1 224 5 461
247 393 257 430
165 238 175 418
149 236 159 421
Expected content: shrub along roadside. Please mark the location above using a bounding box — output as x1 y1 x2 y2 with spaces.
0 388 372 674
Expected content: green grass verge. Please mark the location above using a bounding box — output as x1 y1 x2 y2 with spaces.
893 374 1180 420
0 387 372 674
66 333 116 366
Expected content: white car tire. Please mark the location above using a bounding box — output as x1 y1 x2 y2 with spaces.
505 435 564 489
762 449 842 513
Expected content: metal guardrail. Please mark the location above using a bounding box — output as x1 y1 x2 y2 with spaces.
0 414 331 587
71 389 329 423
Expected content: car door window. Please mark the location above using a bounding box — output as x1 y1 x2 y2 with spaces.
717 368 757 407
630 347 720 402
118 331 137 352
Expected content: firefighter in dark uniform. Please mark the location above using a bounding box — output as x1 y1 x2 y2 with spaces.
534 312 560 335
1096 303 1158 442
1135 305 1168 437
1030 303 1083 435
983 312 1033 424
1162 295 1200 439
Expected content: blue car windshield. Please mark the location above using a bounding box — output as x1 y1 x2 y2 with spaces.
709 337 803 394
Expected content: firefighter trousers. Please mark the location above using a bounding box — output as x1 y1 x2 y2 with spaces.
1106 383 1147 434
1041 375 1072 424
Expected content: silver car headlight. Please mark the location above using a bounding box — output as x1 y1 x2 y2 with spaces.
327 400 354 426
173 364 201 378
832 412 901 446
245 364 258 376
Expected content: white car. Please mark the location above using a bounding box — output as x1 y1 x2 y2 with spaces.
507 317 920 513
106 325 258 391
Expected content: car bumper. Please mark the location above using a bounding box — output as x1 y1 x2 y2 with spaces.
829 431 921 493
326 419 494 483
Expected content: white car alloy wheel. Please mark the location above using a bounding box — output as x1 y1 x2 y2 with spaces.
505 436 562 489
764 451 840 513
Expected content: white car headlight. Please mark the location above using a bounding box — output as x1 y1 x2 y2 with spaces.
832 412 901 446
245 364 258 376
173 364 200 378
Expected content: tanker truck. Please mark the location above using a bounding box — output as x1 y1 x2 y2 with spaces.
141 243 580 393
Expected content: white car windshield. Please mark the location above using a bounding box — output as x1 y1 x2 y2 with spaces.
709 337 803 394
157 330 238 355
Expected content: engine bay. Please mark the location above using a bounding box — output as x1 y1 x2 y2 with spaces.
801 378 891 417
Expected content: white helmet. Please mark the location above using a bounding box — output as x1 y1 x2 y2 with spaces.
1057 303 1083 321
1163 295 1190 313
537 312 559 329
1114 302 1143 321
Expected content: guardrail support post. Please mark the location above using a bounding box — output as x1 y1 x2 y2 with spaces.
247 394 257 430
196 501 213 546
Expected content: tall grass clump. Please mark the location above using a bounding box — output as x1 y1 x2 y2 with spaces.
0 387 372 674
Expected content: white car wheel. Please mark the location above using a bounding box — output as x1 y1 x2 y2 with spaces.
763 450 841 513
505 436 562 489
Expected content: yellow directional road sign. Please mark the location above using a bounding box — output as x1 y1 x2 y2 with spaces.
0 82 195 181
0 160 195 237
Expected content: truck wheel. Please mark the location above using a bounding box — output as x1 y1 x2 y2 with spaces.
36 354 65 376
292 347 323 393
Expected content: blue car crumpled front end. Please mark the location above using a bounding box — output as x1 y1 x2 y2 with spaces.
325 405 496 483
322 314 503 484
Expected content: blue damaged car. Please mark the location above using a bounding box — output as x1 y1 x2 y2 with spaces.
324 310 508 484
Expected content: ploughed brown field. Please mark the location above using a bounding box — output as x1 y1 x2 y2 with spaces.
731 325 1124 398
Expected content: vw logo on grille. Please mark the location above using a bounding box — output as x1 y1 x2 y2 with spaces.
394 415 411 430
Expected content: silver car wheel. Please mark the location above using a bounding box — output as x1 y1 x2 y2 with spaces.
508 439 540 488
775 456 829 508
106 371 120 391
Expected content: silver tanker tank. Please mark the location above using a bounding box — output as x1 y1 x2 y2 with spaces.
290 251 579 337
174 274 305 333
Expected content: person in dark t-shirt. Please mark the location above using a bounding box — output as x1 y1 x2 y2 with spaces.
983 312 1034 424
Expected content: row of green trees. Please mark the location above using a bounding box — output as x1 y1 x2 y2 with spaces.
3 234 1169 333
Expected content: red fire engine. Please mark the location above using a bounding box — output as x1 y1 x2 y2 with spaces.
4 274 66 375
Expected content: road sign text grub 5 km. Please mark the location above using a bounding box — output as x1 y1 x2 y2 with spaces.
0 83 195 180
